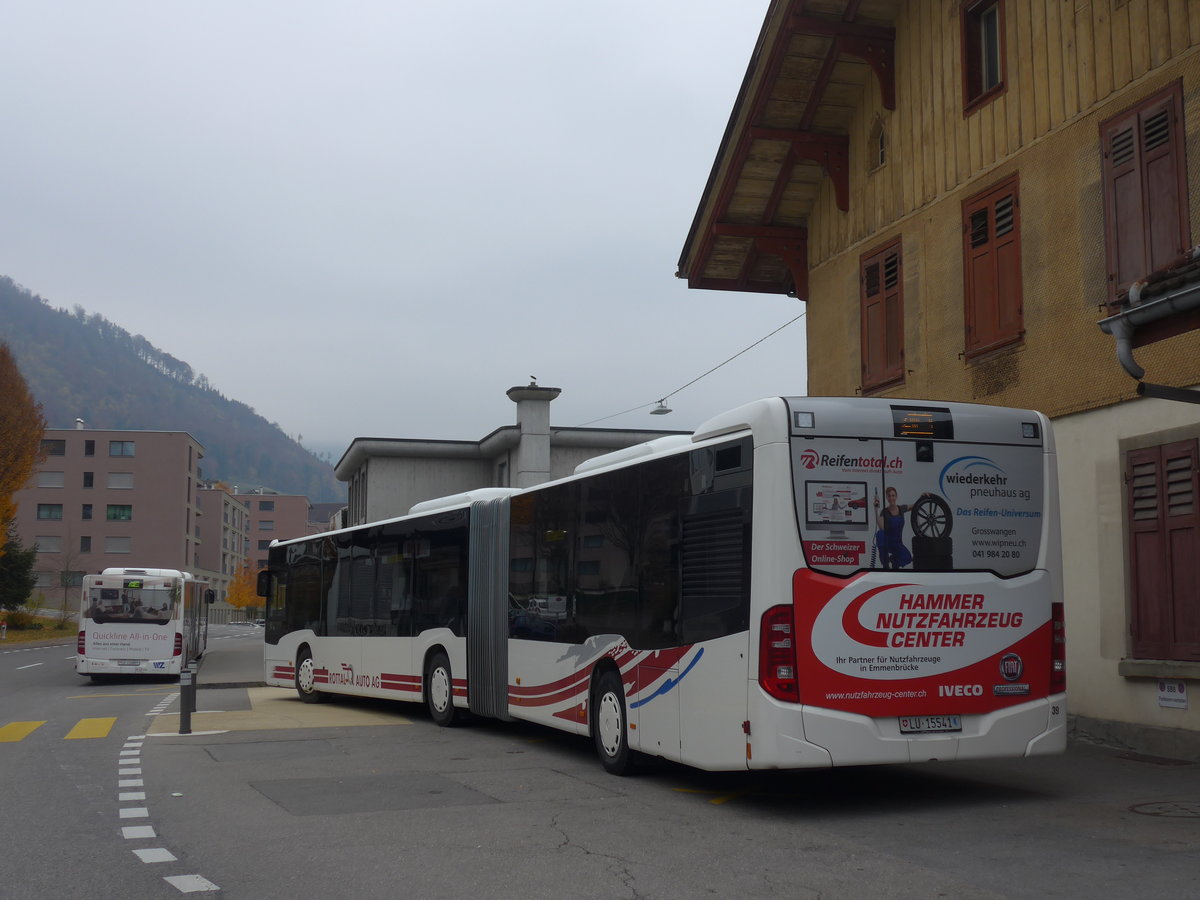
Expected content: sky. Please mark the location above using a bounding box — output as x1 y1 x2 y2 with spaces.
0 1 806 460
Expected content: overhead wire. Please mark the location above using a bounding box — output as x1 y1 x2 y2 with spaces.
571 310 806 427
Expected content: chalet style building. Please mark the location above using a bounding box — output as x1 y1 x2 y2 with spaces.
678 1 1200 759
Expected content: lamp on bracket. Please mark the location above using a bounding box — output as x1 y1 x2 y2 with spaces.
650 400 672 415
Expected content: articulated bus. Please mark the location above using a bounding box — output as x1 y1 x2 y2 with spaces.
259 397 1066 774
76 567 213 680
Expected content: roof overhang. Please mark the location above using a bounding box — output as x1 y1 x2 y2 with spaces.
677 0 899 299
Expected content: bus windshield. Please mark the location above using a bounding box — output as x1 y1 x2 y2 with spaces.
83 580 177 624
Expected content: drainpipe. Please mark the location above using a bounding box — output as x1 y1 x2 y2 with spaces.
1097 248 1200 384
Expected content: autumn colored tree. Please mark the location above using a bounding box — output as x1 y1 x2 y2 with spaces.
0 342 46 555
225 565 260 618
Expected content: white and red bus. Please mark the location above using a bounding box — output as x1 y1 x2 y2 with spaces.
76 567 213 680
259 397 1065 774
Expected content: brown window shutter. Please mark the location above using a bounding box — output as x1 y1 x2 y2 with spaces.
963 177 1021 356
860 241 903 391
1127 440 1200 661
1101 82 1189 307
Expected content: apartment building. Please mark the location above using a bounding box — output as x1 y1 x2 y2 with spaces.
13 425 204 606
678 1 1200 759
194 483 250 605
233 490 314 569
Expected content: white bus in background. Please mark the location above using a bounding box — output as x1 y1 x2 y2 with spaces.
76 567 214 680
259 397 1066 774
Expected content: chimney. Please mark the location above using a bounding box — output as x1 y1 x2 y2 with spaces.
506 380 561 487
75 418 85 429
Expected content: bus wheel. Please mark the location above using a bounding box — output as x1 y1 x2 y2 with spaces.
295 648 325 704
592 669 633 775
426 651 458 726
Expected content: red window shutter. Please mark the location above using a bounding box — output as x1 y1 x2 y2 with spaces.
1101 82 1188 304
963 177 1022 356
883 251 903 376
860 242 903 390
1127 440 1200 661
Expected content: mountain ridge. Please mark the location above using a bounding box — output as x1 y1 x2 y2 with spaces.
1 276 345 502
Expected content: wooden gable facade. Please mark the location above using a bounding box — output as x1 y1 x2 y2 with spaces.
680 0 1200 759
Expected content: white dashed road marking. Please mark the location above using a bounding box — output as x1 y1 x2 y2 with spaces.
119 698 221 893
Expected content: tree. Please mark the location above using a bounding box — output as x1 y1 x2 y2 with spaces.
37 523 84 616
0 342 46 554
225 565 260 618
0 526 37 611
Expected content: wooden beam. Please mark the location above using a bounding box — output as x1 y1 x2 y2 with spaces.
748 129 850 211
787 14 894 42
837 34 896 110
755 234 809 300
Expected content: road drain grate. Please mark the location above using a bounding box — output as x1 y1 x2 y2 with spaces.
1129 801 1200 818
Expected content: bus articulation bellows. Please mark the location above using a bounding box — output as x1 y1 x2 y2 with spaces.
258 397 1066 774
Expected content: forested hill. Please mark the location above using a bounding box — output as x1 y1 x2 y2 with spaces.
0 277 344 502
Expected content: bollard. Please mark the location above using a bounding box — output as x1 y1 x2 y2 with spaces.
179 667 193 735
1 621 6 640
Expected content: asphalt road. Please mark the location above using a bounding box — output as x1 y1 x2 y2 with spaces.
5 628 1200 899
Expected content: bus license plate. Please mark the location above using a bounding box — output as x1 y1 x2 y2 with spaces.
898 715 961 734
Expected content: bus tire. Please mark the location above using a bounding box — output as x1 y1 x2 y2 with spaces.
426 651 458 726
592 669 633 776
295 647 325 704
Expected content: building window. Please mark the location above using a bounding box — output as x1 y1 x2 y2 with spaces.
1126 439 1200 661
80 536 91 553
868 116 887 172
82 504 93 520
259 520 275 531
83 471 94 488
41 439 66 456
35 535 62 553
37 504 63 520
860 238 905 391
107 472 134 489
84 440 95 456
108 440 136 457
37 471 65 488
259 500 274 511
1101 81 1190 321
106 504 133 521
961 0 1005 112
105 536 131 554
962 174 1023 357
258 540 272 550
582 534 605 549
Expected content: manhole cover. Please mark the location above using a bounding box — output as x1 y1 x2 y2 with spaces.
1129 801 1200 818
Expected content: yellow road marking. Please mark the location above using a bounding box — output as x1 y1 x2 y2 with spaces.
674 787 748 805
64 717 118 739
0 721 45 742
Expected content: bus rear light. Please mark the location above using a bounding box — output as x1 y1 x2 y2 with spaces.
760 605 800 702
1050 601 1066 694
77 630 85 655
173 633 184 657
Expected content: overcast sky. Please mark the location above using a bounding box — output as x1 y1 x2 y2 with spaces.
1 1 806 459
